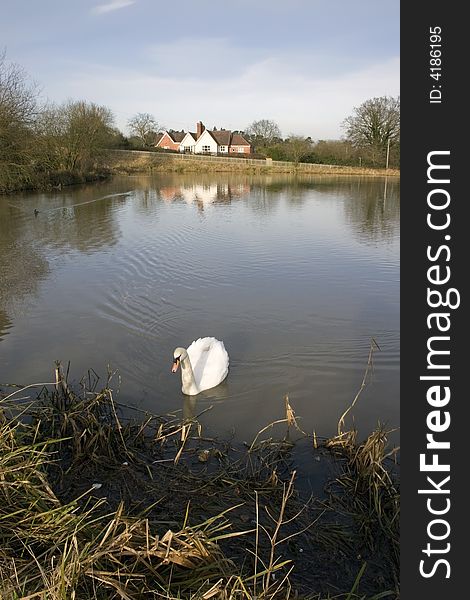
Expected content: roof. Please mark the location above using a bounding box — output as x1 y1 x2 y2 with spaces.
154 132 163 144
167 130 186 143
204 129 251 147
209 130 232 146
231 132 250 146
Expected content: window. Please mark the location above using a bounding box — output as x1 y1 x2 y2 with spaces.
202 145 211 153
238 147 244 153
219 145 227 152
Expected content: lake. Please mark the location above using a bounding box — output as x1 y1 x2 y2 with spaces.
0 173 399 445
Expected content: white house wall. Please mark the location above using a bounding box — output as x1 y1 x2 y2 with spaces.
194 130 218 154
179 133 196 153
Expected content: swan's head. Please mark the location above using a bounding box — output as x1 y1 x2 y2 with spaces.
172 347 188 372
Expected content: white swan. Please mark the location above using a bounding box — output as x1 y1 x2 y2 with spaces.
171 337 229 395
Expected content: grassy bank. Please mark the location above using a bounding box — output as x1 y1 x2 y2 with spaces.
0 362 399 599
0 167 111 195
104 150 400 178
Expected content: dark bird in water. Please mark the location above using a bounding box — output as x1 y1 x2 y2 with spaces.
34 209 39 216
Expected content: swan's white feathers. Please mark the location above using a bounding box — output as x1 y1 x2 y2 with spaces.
186 337 229 393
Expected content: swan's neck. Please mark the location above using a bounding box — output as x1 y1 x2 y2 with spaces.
180 355 199 395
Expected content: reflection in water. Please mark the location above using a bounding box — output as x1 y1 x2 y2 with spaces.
341 177 400 244
182 395 197 420
0 201 50 332
0 309 12 342
4 183 123 255
0 174 399 445
181 380 231 420
159 181 251 209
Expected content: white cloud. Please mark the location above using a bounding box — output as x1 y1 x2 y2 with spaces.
44 51 399 140
145 38 266 78
92 0 136 15
144 38 366 82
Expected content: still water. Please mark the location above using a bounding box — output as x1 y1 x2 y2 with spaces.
0 174 399 443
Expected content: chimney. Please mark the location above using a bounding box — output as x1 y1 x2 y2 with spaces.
196 121 205 139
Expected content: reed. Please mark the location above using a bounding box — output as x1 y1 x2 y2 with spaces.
324 340 400 594
1 362 399 599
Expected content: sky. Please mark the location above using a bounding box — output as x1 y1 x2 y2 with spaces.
1 0 399 139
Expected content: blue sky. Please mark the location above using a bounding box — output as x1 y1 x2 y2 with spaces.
1 0 399 139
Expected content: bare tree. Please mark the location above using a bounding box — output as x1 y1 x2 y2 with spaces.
0 50 38 124
128 112 162 147
342 96 400 153
245 119 282 148
36 100 115 172
0 50 39 190
284 135 313 165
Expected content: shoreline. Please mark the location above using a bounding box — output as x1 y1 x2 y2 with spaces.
1 364 400 599
1 151 399 195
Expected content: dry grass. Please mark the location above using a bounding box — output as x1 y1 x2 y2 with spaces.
1 362 399 599
324 341 400 592
104 150 400 177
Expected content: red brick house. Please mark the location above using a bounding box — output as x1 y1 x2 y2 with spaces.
156 130 186 151
228 132 252 154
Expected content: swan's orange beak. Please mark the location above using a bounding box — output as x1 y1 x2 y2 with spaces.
171 357 180 373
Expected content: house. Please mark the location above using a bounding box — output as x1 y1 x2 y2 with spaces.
228 132 252 155
156 130 186 151
156 121 252 154
191 121 251 155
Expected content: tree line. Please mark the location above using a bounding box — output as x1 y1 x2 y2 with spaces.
0 51 125 193
244 98 400 168
1 51 399 193
125 102 400 170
